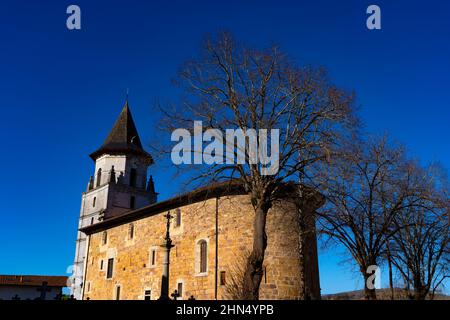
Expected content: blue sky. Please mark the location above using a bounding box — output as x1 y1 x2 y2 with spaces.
0 0 448 294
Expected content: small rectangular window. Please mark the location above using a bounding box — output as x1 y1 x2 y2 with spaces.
128 223 134 239
174 209 181 227
220 271 226 285
177 282 183 298
102 231 107 245
107 258 114 279
100 259 104 270
115 285 121 300
150 249 156 267
144 290 151 300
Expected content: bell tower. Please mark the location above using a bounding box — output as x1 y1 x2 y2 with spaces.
71 101 157 299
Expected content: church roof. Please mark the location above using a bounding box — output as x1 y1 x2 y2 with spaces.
89 101 153 163
80 180 246 235
79 180 324 235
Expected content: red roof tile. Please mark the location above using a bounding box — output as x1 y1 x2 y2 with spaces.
0 275 68 287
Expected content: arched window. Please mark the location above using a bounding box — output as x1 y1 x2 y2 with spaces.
92 197 96 207
174 208 181 227
96 168 102 187
128 223 134 240
102 231 107 245
198 240 207 274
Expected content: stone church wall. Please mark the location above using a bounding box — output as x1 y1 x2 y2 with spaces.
83 194 314 300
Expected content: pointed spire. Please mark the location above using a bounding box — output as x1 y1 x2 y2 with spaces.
118 171 124 184
89 101 153 163
147 175 156 194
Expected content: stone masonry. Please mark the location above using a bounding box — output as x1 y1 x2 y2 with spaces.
81 193 320 300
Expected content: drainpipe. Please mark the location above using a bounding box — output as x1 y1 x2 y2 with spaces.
214 197 219 300
81 234 90 300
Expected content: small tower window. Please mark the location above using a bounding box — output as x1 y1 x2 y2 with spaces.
130 196 136 209
144 290 151 300
93 197 96 207
102 231 107 245
96 168 102 187
128 223 134 240
174 208 181 227
130 168 137 187
90 217 94 225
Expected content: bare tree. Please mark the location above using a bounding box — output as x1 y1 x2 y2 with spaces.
157 32 355 299
389 163 449 300
314 136 438 300
384 239 395 299
223 251 249 300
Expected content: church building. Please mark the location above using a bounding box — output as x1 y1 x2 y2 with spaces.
71 101 322 300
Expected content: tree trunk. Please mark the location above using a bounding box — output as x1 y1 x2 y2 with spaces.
363 280 377 300
242 203 269 300
413 280 428 300
365 289 377 300
363 271 377 300
413 290 427 300
386 243 394 300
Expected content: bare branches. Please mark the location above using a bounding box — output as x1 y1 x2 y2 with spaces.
159 32 355 192
314 135 449 300
389 163 449 299
156 32 356 299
